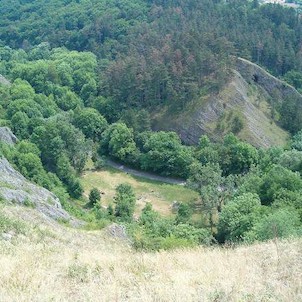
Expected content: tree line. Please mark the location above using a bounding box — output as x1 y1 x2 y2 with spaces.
0 45 301 249
0 0 302 249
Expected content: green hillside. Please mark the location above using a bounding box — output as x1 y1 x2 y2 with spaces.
0 0 302 252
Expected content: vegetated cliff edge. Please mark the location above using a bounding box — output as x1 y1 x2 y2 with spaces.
0 127 18 145
154 57 301 148
0 157 81 226
0 127 80 225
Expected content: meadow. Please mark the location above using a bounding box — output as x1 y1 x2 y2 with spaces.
0 205 301 302
81 166 199 216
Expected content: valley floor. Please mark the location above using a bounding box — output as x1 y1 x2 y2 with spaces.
0 205 301 302
81 165 198 216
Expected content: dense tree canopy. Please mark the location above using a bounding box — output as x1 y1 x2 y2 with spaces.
0 0 302 248
1 0 301 112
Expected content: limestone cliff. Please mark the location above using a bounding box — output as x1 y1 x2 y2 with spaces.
154 57 300 148
0 157 81 226
0 127 18 145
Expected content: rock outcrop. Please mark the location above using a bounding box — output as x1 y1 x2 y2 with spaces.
236 57 302 105
0 127 18 145
0 157 81 226
0 74 10 86
154 57 295 148
106 223 130 241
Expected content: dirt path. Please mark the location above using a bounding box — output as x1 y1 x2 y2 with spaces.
105 159 186 185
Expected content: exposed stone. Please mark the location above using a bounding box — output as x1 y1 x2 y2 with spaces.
106 223 129 240
236 57 302 104
0 127 18 145
0 157 82 227
2 232 14 241
0 74 10 86
171 201 180 213
154 57 297 148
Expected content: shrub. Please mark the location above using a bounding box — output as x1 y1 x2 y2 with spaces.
89 188 101 206
173 223 213 245
23 197 35 208
252 208 301 241
114 183 136 222
231 113 244 134
217 193 263 242
176 203 193 224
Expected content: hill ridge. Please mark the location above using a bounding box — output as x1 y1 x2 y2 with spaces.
154 57 298 147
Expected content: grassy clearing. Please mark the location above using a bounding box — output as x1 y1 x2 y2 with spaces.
81 166 199 216
0 205 301 302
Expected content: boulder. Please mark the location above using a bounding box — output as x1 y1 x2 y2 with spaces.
0 127 18 145
106 223 129 241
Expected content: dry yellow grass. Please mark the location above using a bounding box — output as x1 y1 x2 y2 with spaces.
0 205 302 302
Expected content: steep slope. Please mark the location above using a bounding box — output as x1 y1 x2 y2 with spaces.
0 204 301 301
0 157 80 226
154 58 299 148
0 127 17 146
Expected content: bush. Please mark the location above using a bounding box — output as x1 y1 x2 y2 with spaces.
23 197 35 208
114 183 136 222
173 223 213 245
0 212 27 235
252 208 301 241
231 113 245 134
89 188 101 206
68 177 83 199
131 227 194 251
217 193 263 243
176 203 193 224
159 236 195 250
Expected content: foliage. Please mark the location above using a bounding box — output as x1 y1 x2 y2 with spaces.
217 193 263 243
251 208 301 241
89 188 101 206
176 202 193 224
140 131 194 177
73 108 108 141
291 130 302 150
114 183 136 222
0 211 27 235
100 123 139 164
0 0 302 249
259 165 302 205
219 134 259 175
129 202 213 251
283 70 302 92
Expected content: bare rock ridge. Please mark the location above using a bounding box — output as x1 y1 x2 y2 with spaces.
156 57 297 148
0 127 80 225
236 57 302 104
0 127 18 145
0 127 81 225
0 157 81 226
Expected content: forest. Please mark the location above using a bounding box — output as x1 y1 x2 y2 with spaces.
0 0 302 250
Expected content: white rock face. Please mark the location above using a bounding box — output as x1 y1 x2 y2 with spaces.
0 157 81 226
0 127 18 145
